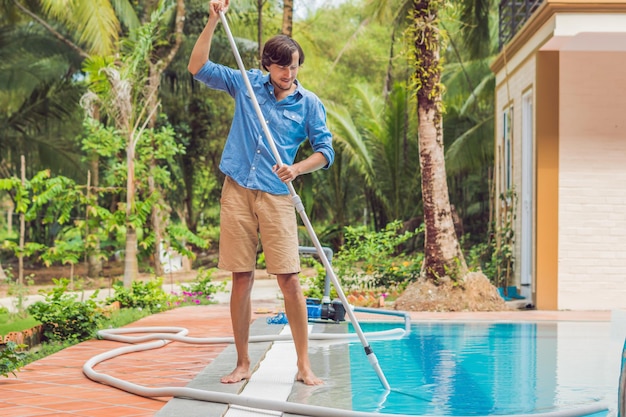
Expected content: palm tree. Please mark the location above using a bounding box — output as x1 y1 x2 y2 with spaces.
81 2 185 286
440 0 495 246
0 11 87 180
2 0 138 279
408 0 468 281
282 0 293 36
358 0 496 281
324 82 420 231
6 0 187 284
144 0 186 276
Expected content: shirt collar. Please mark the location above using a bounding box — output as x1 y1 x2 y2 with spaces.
263 73 303 99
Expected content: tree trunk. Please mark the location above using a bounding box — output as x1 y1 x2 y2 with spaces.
148 68 165 277
86 158 102 278
148 174 164 276
282 0 293 36
257 0 264 67
123 228 139 287
123 148 139 287
417 107 466 280
18 155 25 286
146 0 185 277
6 205 12 235
412 0 467 282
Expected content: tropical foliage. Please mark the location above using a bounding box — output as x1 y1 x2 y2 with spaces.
1 0 505 289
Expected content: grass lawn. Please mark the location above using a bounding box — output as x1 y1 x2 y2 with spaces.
0 314 41 336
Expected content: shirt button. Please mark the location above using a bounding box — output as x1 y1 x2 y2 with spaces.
257 149 261 154
252 166 256 170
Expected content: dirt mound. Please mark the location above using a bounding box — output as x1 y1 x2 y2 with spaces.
393 271 511 312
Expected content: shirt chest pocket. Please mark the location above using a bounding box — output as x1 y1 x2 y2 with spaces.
282 109 303 124
281 109 304 135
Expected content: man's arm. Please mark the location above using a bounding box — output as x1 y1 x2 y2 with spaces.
188 0 229 75
273 152 329 184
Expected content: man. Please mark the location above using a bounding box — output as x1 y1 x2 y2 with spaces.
188 0 334 386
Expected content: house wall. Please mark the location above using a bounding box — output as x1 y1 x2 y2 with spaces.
557 41 626 310
492 1 626 310
494 56 538 299
535 45 560 310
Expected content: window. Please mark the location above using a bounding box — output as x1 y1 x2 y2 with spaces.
502 105 513 192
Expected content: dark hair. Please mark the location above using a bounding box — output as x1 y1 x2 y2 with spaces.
261 35 305 71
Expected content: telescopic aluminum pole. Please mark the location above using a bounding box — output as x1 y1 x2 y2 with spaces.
218 10 391 391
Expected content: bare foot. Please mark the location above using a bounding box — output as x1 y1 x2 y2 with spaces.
296 368 323 386
221 365 251 384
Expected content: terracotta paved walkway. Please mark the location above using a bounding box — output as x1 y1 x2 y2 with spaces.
0 304 252 417
0 289 613 417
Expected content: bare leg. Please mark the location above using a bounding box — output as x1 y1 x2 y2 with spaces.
221 271 254 383
277 273 323 385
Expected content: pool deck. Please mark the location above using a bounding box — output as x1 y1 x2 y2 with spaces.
0 277 614 417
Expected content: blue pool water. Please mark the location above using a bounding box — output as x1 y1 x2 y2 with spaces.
348 321 621 416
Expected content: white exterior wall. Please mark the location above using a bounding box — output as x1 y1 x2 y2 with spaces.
554 13 626 309
558 134 626 310
558 48 626 310
494 9 626 310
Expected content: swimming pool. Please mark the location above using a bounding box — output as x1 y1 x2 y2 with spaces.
350 322 621 416
338 321 620 416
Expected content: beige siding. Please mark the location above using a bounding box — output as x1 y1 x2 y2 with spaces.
493 2 626 310
558 47 626 310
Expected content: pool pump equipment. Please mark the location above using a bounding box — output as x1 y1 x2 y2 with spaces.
307 297 346 322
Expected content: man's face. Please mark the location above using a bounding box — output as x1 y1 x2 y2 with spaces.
268 52 300 92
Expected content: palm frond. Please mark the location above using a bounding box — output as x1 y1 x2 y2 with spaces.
459 72 494 117
39 0 121 55
325 101 375 183
445 115 494 175
110 0 141 34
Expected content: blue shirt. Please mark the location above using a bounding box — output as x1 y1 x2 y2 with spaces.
194 60 334 195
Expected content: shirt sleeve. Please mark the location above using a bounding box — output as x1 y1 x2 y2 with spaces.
193 61 240 97
307 99 335 169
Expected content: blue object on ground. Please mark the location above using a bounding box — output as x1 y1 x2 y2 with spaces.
497 288 512 301
266 312 288 324
307 304 321 319
498 286 525 301
506 286 526 300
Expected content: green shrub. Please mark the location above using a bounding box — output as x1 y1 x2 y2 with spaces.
107 277 174 312
300 262 338 300
334 221 423 290
22 307 150 368
173 268 227 307
0 341 27 377
27 278 105 343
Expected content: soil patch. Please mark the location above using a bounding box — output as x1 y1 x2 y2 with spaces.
393 271 511 312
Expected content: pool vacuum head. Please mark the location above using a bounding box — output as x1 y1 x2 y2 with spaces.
306 298 346 322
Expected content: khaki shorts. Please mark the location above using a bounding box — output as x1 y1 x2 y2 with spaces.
218 176 300 275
